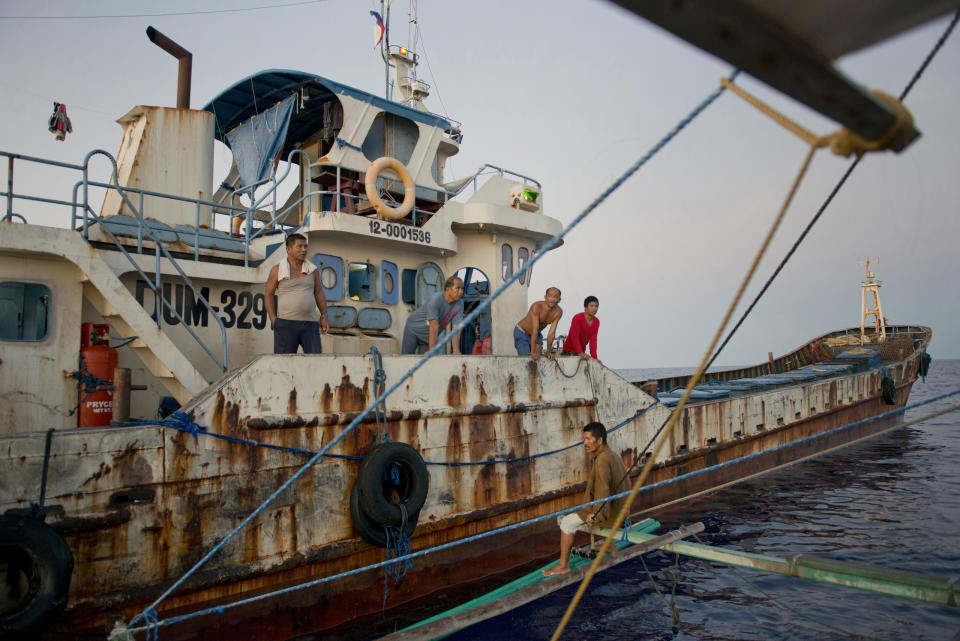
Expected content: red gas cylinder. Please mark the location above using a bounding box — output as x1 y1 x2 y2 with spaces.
78 322 117 428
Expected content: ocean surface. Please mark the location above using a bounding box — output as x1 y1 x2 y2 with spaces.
441 359 960 641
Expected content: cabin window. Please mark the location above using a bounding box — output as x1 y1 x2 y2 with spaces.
312 254 345 302
348 262 376 302
517 247 529 285
0 282 50 342
401 269 417 305
381 260 399 305
501 244 513 282
362 113 419 165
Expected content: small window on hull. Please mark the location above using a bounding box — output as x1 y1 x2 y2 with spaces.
0 282 50 342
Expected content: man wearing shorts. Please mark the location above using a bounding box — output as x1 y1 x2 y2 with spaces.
543 421 628 577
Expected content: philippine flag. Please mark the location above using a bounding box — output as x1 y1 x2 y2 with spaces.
370 11 385 48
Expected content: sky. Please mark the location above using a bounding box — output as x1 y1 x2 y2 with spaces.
1 1 958 369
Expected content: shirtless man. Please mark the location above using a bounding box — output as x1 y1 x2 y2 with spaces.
514 287 563 360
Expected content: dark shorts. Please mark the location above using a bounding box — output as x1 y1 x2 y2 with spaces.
274 318 322 354
513 325 542 355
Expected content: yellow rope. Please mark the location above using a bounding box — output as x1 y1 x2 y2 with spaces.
720 78 823 147
549 135 820 641
720 78 915 158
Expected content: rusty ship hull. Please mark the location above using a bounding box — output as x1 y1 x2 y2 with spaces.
3 325 928 640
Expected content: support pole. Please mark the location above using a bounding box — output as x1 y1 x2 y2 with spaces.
113 367 131 423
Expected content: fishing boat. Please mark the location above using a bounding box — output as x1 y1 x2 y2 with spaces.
0 3 949 640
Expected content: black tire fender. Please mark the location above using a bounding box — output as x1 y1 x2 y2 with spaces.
0 515 74 641
349 480 418 548
881 375 897 405
356 442 429 528
919 352 932 377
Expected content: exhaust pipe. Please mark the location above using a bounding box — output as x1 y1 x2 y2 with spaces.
146 26 192 109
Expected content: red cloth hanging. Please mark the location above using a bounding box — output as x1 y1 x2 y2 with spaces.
48 102 73 141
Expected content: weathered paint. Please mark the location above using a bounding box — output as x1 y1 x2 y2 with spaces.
0 329 930 639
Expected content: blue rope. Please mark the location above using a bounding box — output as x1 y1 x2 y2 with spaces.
114 413 363 461
425 401 660 466
110 334 138 349
371 347 389 443
119 401 659 467
144 607 158 641
127 71 737 630
382 519 413 609
67 354 112 417
126 387 960 635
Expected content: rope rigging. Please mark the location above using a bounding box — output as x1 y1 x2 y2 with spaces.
122 68 738 636
706 9 960 372
550 13 959 638
118 390 960 637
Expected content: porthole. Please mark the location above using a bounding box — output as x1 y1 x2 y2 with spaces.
321 266 338 289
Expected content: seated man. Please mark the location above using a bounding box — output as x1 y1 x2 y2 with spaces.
401 276 465 354
543 421 628 577
514 287 563 360
562 295 600 360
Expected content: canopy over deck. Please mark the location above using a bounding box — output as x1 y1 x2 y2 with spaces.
202 69 456 157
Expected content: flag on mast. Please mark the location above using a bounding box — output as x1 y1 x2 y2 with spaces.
370 11 385 48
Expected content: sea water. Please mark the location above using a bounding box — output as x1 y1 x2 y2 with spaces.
445 359 960 641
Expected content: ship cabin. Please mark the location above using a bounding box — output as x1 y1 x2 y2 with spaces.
0 67 563 430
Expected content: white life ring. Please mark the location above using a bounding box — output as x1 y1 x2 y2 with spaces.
364 156 416 220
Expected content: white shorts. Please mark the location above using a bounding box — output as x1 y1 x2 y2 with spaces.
558 512 584 535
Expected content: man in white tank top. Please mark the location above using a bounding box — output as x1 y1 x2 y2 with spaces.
265 233 329 353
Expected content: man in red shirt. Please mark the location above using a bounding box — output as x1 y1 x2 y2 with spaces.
562 296 599 360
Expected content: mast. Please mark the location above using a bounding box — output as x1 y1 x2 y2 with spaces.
859 258 887 344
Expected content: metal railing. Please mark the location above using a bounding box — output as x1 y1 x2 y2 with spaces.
2 149 229 373
2 147 547 373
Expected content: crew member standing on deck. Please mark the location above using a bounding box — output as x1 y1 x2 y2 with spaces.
401 276 465 354
265 233 329 354
562 295 600 361
543 421 628 577
515 287 563 360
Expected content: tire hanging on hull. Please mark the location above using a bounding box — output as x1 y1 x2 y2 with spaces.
881 375 897 405
0 515 74 641
350 442 429 548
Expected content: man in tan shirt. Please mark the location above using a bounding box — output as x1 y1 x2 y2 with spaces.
265 233 329 353
543 421 628 577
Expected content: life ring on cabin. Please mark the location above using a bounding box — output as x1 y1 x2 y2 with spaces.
355 441 429 528
881 375 897 405
349 479 418 548
364 156 416 220
0 515 74 640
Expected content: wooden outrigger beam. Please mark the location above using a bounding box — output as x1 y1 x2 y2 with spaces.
380 522 705 641
590 526 960 607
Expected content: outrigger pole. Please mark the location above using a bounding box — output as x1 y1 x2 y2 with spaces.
588 524 960 608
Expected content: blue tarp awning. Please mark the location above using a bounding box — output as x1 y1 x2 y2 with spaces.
203 69 455 159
